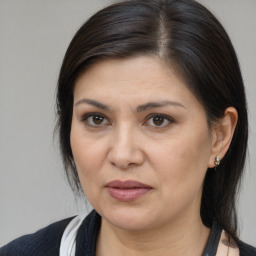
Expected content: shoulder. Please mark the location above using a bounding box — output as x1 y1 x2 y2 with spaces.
0 216 75 256
237 240 256 256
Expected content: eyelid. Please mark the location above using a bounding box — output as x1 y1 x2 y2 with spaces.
144 113 175 127
146 113 174 120
81 112 110 127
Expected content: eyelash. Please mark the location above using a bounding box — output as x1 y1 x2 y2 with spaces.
81 112 174 128
145 113 174 128
81 112 110 127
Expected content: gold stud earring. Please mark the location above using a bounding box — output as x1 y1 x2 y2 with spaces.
214 156 221 167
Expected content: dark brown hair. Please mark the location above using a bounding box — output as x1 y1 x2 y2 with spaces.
56 0 248 240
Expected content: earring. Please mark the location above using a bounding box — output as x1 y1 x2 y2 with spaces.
214 156 221 167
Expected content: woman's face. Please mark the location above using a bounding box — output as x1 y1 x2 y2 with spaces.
71 56 216 231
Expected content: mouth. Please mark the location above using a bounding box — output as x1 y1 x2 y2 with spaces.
105 180 153 202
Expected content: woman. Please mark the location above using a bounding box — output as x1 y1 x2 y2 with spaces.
1 0 255 255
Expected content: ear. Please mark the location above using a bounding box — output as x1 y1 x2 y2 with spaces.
208 107 238 168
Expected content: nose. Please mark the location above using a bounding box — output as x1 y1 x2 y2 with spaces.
107 125 145 169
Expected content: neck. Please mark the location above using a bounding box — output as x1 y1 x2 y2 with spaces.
96 213 210 256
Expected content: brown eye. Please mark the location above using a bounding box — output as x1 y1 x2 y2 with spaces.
92 115 105 125
152 116 165 126
146 114 173 128
82 113 109 127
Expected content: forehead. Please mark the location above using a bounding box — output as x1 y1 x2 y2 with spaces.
74 56 187 95
72 56 206 115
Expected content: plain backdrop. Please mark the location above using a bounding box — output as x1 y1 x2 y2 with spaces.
0 0 255 247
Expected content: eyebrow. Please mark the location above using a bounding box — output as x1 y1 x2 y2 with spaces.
75 98 185 112
136 101 186 112
75 98 109 110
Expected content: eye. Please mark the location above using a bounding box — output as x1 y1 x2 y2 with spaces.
82 113 109 127
146 114 173 127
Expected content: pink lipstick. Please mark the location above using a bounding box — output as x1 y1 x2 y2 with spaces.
106 180 152 202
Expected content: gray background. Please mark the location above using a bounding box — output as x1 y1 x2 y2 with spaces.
0 0 255 247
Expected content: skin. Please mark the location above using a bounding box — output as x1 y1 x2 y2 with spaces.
70 56 238 256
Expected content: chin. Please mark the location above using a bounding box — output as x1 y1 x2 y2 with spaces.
99 205 160 231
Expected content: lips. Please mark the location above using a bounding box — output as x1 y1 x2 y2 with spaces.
106 180 152 202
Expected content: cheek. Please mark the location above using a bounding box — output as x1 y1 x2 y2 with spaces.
70 124 107 195
150 128 212 196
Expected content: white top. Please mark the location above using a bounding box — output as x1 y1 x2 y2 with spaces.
59 214 87 256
